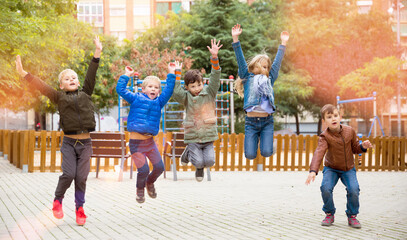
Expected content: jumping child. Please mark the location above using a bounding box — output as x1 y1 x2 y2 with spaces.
116 61 181 203
15 36 103 226
231 24 289 160
172 39 222 182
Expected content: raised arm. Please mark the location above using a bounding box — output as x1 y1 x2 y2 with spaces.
231 24 249 79
269 31 288 86
83 36 102 95
16 55 58 103
116 66 137 104
159 61 182 108
206 39 222 98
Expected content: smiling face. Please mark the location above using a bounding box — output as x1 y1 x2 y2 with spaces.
59 69 79 91
142 77 161 99
323 108 341 132
185 80 204 96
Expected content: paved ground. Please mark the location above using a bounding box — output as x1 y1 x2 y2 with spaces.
0 156 406 240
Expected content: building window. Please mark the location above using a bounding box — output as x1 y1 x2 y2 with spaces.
134 5 150 16
156 1 183 15
110 5 126 16
77 2 103 26
356 1 372 14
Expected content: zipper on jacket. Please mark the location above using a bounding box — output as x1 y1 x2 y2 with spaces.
73 94 84 132
340 133 348 171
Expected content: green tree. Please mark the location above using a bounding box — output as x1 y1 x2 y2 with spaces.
287 0 396 133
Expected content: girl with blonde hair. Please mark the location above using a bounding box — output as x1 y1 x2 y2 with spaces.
231 24 289 160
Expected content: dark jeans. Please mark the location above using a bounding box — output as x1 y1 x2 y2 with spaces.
55 137 92 207
244 115 274 159
129 138 164 189
320 166 360 217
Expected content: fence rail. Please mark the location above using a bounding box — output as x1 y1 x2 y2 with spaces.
0 129 406 173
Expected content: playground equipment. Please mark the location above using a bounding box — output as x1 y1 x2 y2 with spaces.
336 92 384 137
118 74 236 133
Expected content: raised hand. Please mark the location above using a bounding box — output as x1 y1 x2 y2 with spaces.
124 66 134 77
94 35 103 58
15 55 28 78
281 31 289 46
168 61 182 75
231 24 242 43
207 39 223 58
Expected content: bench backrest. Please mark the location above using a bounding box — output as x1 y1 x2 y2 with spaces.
170 132 187 158
90 132 127 158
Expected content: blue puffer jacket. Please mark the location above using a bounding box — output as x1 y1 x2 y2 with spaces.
232 41 285 111
116 74 175 135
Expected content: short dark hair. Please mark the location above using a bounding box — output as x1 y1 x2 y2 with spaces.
320 104 338 120
184 69 203 86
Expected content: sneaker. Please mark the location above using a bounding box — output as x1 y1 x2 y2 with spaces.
136 188 145 203
75 207 87 226
146 183 157 199
180 146 189 166
195 168 204 182
321 213 334 226
348 215 361 228
52 199 64 219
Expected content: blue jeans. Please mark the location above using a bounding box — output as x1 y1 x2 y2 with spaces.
129 138 164 189
320 166 360 217
244 115 274 159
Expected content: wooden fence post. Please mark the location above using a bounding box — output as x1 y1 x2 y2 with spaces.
20 131 29 172
3 130 10 160
230 133 236 171
12 131 19 167
222 133 228 171
298 135 304 171
283 135 289 171
276 134 282 171
50 131 57 172
237 133 244 171
40 130 47 172
400 137 406 171
290 135 296 171
28 130 35 172
0 129 3 156
214 136 220 171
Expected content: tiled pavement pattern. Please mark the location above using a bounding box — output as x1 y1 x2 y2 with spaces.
0 157 406 240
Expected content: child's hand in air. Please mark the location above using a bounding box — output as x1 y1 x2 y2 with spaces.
281 31 289 46
231 24 242 43
207 39 223 58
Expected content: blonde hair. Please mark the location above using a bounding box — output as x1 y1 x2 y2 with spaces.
235 54 271 98
142 76 161 91
58 69 77 84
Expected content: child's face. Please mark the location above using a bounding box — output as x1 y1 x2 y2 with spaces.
142 81 160 99
323 109 341 132
185 81 204 96
59 70 79 91
252 59 269 76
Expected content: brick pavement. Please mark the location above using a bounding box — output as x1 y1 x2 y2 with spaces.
0 156 406 240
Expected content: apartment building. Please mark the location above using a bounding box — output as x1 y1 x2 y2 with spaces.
76 0 192 41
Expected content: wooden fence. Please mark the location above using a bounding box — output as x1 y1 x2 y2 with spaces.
0 129 406 173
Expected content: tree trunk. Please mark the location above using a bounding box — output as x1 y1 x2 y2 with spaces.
295 113 300 135
98 112 101 131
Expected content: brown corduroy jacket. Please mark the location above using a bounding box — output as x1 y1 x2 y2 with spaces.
310 125 366 174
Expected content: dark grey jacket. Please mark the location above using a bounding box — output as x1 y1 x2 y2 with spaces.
25 58 99 134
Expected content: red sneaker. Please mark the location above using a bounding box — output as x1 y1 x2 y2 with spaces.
321 213 334 226
52 200 63 219
75 207 87 226
348 215 361 228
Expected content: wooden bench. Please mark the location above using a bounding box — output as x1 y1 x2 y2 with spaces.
90 132 132 181
163 132 211 181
